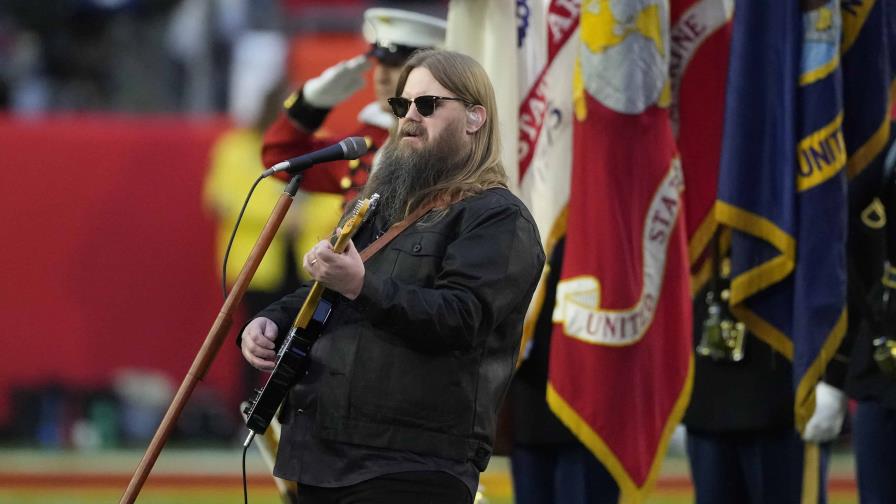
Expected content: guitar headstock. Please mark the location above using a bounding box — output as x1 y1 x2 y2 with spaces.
332 193 380 253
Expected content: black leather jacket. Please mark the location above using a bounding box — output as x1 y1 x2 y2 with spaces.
257 187 545 471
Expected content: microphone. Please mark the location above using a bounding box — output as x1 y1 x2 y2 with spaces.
262 137 369 178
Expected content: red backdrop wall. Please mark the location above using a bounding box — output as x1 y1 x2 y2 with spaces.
0 114 239 427
0 33 375 432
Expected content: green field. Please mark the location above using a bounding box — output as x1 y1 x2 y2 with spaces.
0 447 858 503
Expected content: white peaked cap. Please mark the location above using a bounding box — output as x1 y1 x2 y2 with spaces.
362 7 447 50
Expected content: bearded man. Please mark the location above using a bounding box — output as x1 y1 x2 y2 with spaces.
239 49 545 504
262 8 447 204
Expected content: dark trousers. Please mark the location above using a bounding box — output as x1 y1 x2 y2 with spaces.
854 400 896 504
510 443 619 504
686 429 829 504
296 471 471 504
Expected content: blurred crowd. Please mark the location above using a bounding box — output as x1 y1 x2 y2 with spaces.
0 0 440 115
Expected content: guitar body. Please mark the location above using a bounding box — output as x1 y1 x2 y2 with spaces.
243 299 332 434
242 194 377 435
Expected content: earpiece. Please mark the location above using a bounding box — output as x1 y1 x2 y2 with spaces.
466 106 486 133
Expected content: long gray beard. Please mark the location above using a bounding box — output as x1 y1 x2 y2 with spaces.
364 126 467 225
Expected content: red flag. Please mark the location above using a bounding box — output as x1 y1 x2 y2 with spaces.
668 0 734 288
547 2 693 500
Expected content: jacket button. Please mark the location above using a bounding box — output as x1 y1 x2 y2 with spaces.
412 243 422 253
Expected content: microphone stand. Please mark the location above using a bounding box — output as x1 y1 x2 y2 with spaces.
120 174 303 504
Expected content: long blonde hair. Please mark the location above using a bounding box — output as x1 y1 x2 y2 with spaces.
393 49 507 211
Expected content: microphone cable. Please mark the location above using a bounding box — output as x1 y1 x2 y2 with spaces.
242 431 254 504
220 174 265 300
220 170 300 502
219 174 264 503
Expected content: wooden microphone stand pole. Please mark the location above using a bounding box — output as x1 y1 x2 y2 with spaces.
120 174 303 503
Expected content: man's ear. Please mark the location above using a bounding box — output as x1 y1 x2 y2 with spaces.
465 105 487 134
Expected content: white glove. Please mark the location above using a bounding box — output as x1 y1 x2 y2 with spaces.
802 381 847 443
302 55 371 109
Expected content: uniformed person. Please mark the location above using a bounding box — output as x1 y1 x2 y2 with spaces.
844 141 896 504
683 233 840 504
261 8 447 203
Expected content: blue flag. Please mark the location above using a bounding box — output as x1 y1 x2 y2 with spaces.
716 0 847 434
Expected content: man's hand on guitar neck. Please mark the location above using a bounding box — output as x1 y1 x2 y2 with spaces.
303 234 365 300
241 317 279 372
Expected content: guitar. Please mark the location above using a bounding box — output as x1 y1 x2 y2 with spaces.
243 195 378 434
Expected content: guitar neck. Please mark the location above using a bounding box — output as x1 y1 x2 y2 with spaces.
292 282 325 329
291 224 357 330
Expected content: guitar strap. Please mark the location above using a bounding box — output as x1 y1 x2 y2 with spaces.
358 201 440 262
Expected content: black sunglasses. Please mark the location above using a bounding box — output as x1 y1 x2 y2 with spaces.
387 95 471 118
